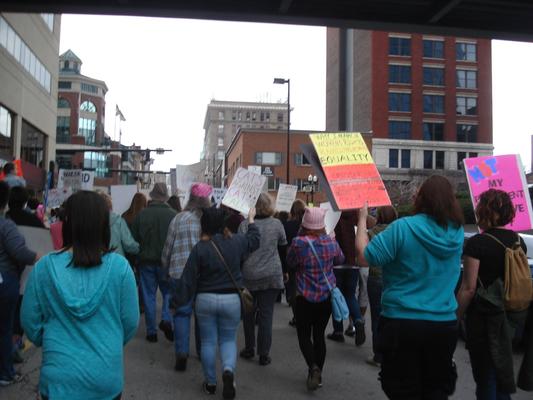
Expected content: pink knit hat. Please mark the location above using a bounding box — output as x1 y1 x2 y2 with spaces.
301 207 326 230
190 183 213 198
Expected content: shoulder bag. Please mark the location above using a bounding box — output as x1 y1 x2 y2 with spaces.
209 240 254 316
305 237 349 322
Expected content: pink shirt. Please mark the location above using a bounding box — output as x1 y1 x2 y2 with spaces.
50 221 63 250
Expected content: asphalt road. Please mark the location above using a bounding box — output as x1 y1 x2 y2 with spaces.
2 300 531 400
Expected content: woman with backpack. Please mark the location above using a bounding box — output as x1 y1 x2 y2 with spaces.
456 189 530 399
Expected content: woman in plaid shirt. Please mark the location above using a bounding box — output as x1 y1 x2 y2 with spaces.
286 207 344 391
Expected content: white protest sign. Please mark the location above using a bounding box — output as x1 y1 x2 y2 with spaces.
111 185 138 215
18 226 54 294
248 165 261 175
275 184 298 212
212 188 227 207
57 170 94 191
46 188 72 209
81 171 94 190
320 202 342 235
222 167 266 215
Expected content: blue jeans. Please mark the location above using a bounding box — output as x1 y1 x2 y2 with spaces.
332 268 363 333
474 366 512 400
0 271 19 380
139 265 171 335
195 293 241 385
367 273 383 362
173 299 201 356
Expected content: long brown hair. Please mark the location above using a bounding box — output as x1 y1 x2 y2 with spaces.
122 192 147 225
289 199 306 222
413 175 464 228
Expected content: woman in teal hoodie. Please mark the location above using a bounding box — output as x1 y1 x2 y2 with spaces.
356 175 464 400
21 191 139 400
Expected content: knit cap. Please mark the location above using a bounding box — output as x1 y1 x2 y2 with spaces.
301 207 326 230
190 182 213 198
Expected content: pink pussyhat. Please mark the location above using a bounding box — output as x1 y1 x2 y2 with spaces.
190 183 213 198
301 207 327 230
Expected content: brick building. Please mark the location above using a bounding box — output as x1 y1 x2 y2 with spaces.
226 129 327 205
326 29 493 188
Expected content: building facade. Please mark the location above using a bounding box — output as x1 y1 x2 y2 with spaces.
0 13 60 189
326 29 493 188
225 129 326 205
202 100 289 186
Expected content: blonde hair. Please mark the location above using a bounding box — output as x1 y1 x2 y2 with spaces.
255 193 275 217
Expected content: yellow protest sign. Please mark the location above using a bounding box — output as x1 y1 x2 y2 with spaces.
309 132 374 167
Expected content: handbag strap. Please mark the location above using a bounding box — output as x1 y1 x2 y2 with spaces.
305 237 333 292
209 240 241 292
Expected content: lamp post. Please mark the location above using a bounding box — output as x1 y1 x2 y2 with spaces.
273 78 290 184
307 174 317 205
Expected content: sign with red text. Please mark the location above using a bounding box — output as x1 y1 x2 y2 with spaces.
309 133 390 210
222 168 267 215
464 154 533 232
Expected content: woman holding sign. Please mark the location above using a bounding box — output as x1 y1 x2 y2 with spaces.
356 175 464 399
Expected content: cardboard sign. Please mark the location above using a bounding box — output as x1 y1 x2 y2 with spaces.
307 133 391 210
111 185 139 215
57 170 94 191
222 167 266 215
464 154 533 231
46 188 72 209
212 188 227 207
275 184 298 212
320 202 342 235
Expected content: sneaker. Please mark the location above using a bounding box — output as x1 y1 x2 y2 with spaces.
145 334 158 343
326 332 345 343
158 320 174 342
344 325 355 337
259 355 271 366
365 356 381 368
354 320 366 346
306 366 321 391
239 348 254 360
222 370 236 399
203 382 216 395
175 354 188 371
0 373 22 387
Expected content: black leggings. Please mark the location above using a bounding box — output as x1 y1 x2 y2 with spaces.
294 296 331 370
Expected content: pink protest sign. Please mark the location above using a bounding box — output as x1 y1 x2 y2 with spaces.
464 154 533 232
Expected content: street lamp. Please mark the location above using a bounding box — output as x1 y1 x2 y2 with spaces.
273 77 290 185
307 174 318 205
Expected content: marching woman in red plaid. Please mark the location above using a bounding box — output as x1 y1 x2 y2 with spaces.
287 207 344 391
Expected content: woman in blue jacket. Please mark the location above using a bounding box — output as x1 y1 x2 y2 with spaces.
21 191 139 400
356 175 464 399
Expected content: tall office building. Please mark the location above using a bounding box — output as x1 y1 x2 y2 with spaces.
326 29 493 186
0 13 60 189
202 99 288 186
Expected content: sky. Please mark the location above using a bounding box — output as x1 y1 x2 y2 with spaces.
59 15 533 173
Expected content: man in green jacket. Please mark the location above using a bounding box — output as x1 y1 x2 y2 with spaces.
132 183 176 343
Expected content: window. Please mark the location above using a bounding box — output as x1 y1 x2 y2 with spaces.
423 40 444 58
218 111 224 120
84 152 108 178
217 124 224 134
217 137 224 147
40 14 54 31
255 152 282 165
423 67 444 86
80 101 96 113
423 122 444 141
388 93 411 112
58 81 72 89
457 124 478 142
423 150 433 169
260 112 265 122
295 153 311 166
267 177 281 191
252 112 257 121
246 112 250 121
21 120 46 167
0 105 13 160
56 116 70 143
423 95 444 113
388 121 411 139
232 110 236 120
436 151 445 169
81 83 98 94
277 113 284 122
389 37 411 56
389 65 411 84
456 43 476 61
456 70 477 89
217 150 225 160
266 112 270 121
457 152 467 170
456 96 477 115
401 149 411 168
469 152 478 158
238 111 242 120
78 117 96 145
57 98 70 108
389 149 398 168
